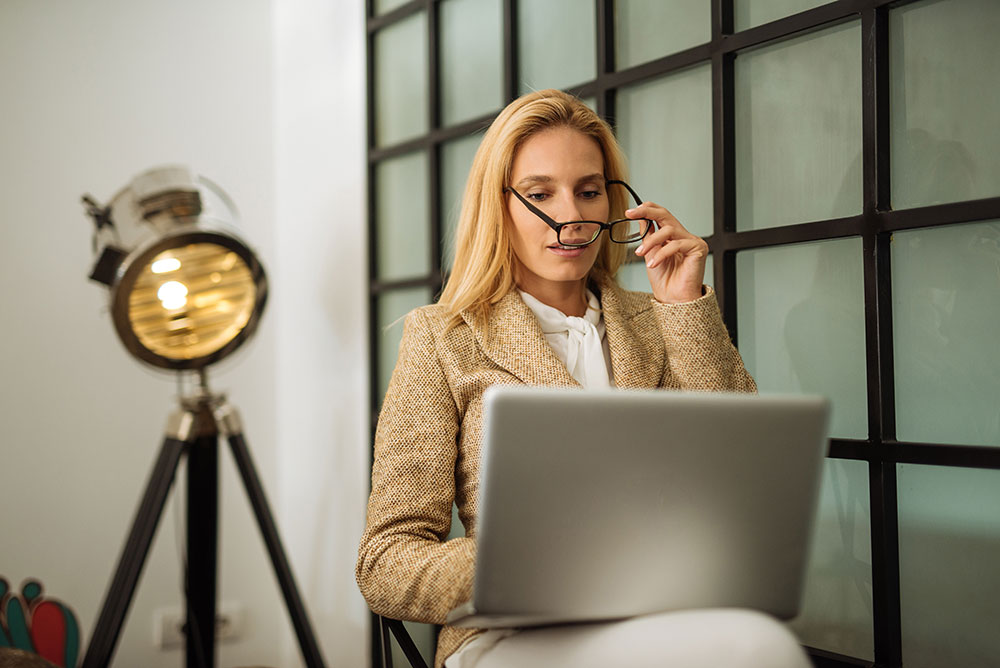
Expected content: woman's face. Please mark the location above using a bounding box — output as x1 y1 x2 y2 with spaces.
506 127 609 298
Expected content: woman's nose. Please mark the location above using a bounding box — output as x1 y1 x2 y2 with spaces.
551 192 584 223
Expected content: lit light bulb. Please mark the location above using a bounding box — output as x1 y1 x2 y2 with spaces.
157 280 189 310
151 257 181 274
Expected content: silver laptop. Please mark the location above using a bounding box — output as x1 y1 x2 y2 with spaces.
446 386 830 629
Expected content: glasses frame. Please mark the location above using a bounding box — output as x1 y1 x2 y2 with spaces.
505 179 654 248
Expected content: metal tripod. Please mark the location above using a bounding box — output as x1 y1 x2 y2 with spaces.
82 373 326 668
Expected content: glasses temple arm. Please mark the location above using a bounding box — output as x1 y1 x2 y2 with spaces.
605 179 644 207
504 187 562 232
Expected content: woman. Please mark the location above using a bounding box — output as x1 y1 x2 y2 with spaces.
357 90 807 668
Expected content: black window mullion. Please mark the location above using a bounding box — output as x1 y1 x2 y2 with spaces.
862 4 891 215
365 30 378 165
829 439 1000 470
368 0 425 33
429 145 443 295
869 457 902 668
428 0 442 280
863 231 902 668
366 13 380 422
723 0 867 54
862 5 902 667
595 0 614 120
503 0 517 102
427 0 439 130
711 0 737 341
367 162 380 421
599 43 714 92
861 3 894 447
878 196 1000 232
721 215 863 251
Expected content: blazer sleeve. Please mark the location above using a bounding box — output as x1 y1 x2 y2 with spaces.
652 286 757 393
356 308 476 624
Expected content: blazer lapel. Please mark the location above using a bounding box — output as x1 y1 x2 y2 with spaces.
461 290 579 387
599 280 666 389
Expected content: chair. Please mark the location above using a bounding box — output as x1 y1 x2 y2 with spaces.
376 615 430 668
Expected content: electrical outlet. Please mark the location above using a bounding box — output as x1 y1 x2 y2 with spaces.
153 602 245 649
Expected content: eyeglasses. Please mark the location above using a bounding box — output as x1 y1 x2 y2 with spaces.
505 179 653 248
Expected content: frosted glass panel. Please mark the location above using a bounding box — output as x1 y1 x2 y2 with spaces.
891 221 1000 447
735 22 862 230
897 464 1000 667
440 0 503 126
376 151 430 281
518 0 595 93
789 459 873 660
618 261 648 293
375 12 428 146
377 287 433 401
441 133 482 271
615 0 710 69
734 0 829 31
617 64 713 238
890 0 1000 209
737 238 867 439
618 254 712 293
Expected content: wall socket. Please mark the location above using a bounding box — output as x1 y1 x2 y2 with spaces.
153 602 245 649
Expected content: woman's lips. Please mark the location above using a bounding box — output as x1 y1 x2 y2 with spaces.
547 244 588 257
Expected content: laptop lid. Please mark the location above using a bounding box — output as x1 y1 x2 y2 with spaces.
447 386 829 628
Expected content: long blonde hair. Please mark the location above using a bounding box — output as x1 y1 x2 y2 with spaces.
438 89 630 323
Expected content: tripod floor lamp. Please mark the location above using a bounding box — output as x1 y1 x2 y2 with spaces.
80 165 326 668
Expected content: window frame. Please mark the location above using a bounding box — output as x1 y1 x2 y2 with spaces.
365 2 1000 666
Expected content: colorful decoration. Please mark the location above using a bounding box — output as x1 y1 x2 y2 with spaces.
0 577 79 668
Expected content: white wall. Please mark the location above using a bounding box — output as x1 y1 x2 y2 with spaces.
0 0 367 666
273 0 369 665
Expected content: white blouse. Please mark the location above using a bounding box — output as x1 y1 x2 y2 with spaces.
518 289 614 389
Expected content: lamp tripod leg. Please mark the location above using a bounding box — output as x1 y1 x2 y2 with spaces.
215 403 327 668
81 417 191 668
185 427 219 668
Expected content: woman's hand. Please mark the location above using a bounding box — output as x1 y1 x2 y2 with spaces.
630 202 709 304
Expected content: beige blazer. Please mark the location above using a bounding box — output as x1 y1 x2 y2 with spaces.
357 281 756 667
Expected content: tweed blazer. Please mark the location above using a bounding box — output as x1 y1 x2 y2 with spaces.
356 280 756 668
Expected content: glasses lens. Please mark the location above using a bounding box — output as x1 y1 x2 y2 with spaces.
609 218 649 243
558 222 602 247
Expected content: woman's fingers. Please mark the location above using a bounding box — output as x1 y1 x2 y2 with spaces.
643 237 707 269
629 202 699 255
627 201 673 223
626 200 708 302
635 220 708 263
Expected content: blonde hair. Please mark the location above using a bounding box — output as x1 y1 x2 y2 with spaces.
438 89 630 323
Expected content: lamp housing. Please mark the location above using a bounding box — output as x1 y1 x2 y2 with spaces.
86 165 267 371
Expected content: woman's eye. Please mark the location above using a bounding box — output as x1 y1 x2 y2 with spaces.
579 190 602 200
526 192 548 202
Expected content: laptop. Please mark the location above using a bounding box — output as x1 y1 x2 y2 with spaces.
446 386 830 629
